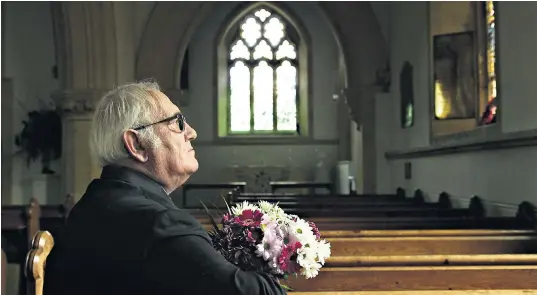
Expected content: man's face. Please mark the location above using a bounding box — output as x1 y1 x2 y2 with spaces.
146 91 198 190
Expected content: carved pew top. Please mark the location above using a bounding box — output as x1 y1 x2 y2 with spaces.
25 231 55 295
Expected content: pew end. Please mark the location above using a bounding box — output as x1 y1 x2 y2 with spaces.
24 231 55 295
469 196 486 218
438 192 452 209
412 189 425 204
517 201 537 229
2 248 6 295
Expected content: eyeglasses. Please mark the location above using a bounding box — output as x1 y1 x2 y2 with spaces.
133 113 186 132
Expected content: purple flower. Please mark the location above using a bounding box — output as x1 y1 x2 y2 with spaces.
256 223 283 261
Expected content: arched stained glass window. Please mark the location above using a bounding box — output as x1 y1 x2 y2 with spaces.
218 5 308 137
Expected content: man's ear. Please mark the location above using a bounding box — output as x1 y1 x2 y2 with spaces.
123 130 148 162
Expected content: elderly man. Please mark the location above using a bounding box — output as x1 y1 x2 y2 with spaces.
44 81 286 295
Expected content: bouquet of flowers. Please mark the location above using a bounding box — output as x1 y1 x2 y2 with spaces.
203 200 331 288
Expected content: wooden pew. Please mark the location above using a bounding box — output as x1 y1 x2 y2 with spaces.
2 196 74 295
2 199 40 295
283 265 537 291
2 199 41 261
320 229 537 237
327 235 537 256
269 181 333 194
266 207 474 218
298 292 537 295
2 248 6 295
182 182 247 208
25 231 54 295
229 190 486 216
327 254 537 267
194 202 535 231
228 190 490 218
231 192 409 204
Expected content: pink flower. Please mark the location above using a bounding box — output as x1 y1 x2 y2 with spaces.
235 209 264 227
246 228 261 245
278 242 302 273
308 221 321 239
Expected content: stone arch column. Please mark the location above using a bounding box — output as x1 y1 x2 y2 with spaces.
319 2 389 193
136 2 388 193
51 2 119 200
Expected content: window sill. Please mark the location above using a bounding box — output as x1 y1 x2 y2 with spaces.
385 129 537 160
195 136 338 146
431 122 502 146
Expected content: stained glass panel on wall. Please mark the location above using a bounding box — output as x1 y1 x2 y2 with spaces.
229 61 251 131
230 40 250 60
479 1 498 125
253 40 273 60
264 17 285 46
276 61 297 131
227 7 300 134
241 17 261 47
253 61 274 131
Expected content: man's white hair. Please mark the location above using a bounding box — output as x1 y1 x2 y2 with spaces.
90 80 163 167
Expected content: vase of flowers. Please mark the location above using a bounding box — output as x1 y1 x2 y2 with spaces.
203 200 331 290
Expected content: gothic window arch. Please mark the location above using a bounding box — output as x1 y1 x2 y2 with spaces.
217 4 309 138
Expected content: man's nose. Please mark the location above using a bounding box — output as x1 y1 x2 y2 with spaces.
186 123 197 141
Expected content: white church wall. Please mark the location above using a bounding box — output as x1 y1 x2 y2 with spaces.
2 1 61 205
382 2 537 215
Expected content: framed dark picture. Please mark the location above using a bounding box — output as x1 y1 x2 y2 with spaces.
400 61 414 128
433 31 477 120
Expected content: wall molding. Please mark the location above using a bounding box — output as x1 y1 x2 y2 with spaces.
385 129 537 160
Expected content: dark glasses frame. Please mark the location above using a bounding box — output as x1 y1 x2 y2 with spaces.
133 113 186 132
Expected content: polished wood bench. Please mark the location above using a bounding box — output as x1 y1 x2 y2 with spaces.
327 254 537 267
284 265 537 291
198 216 534 231
320 229 537 237
327 235 537 256
294 291 537 295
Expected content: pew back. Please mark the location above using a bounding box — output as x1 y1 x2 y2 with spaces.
24 231 54 295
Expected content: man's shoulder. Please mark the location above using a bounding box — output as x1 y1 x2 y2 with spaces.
81 178 171 212
152 207 210 241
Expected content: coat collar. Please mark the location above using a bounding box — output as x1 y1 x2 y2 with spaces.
99 164 175 208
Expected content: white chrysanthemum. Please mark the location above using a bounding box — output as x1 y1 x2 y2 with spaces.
258 201 276 214
231 201 260 215
300 261 322 279
289 218 314 239
316 239 331 264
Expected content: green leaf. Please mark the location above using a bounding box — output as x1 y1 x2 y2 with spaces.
199 199 219 232
279 284 294 291
222 194 232 215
